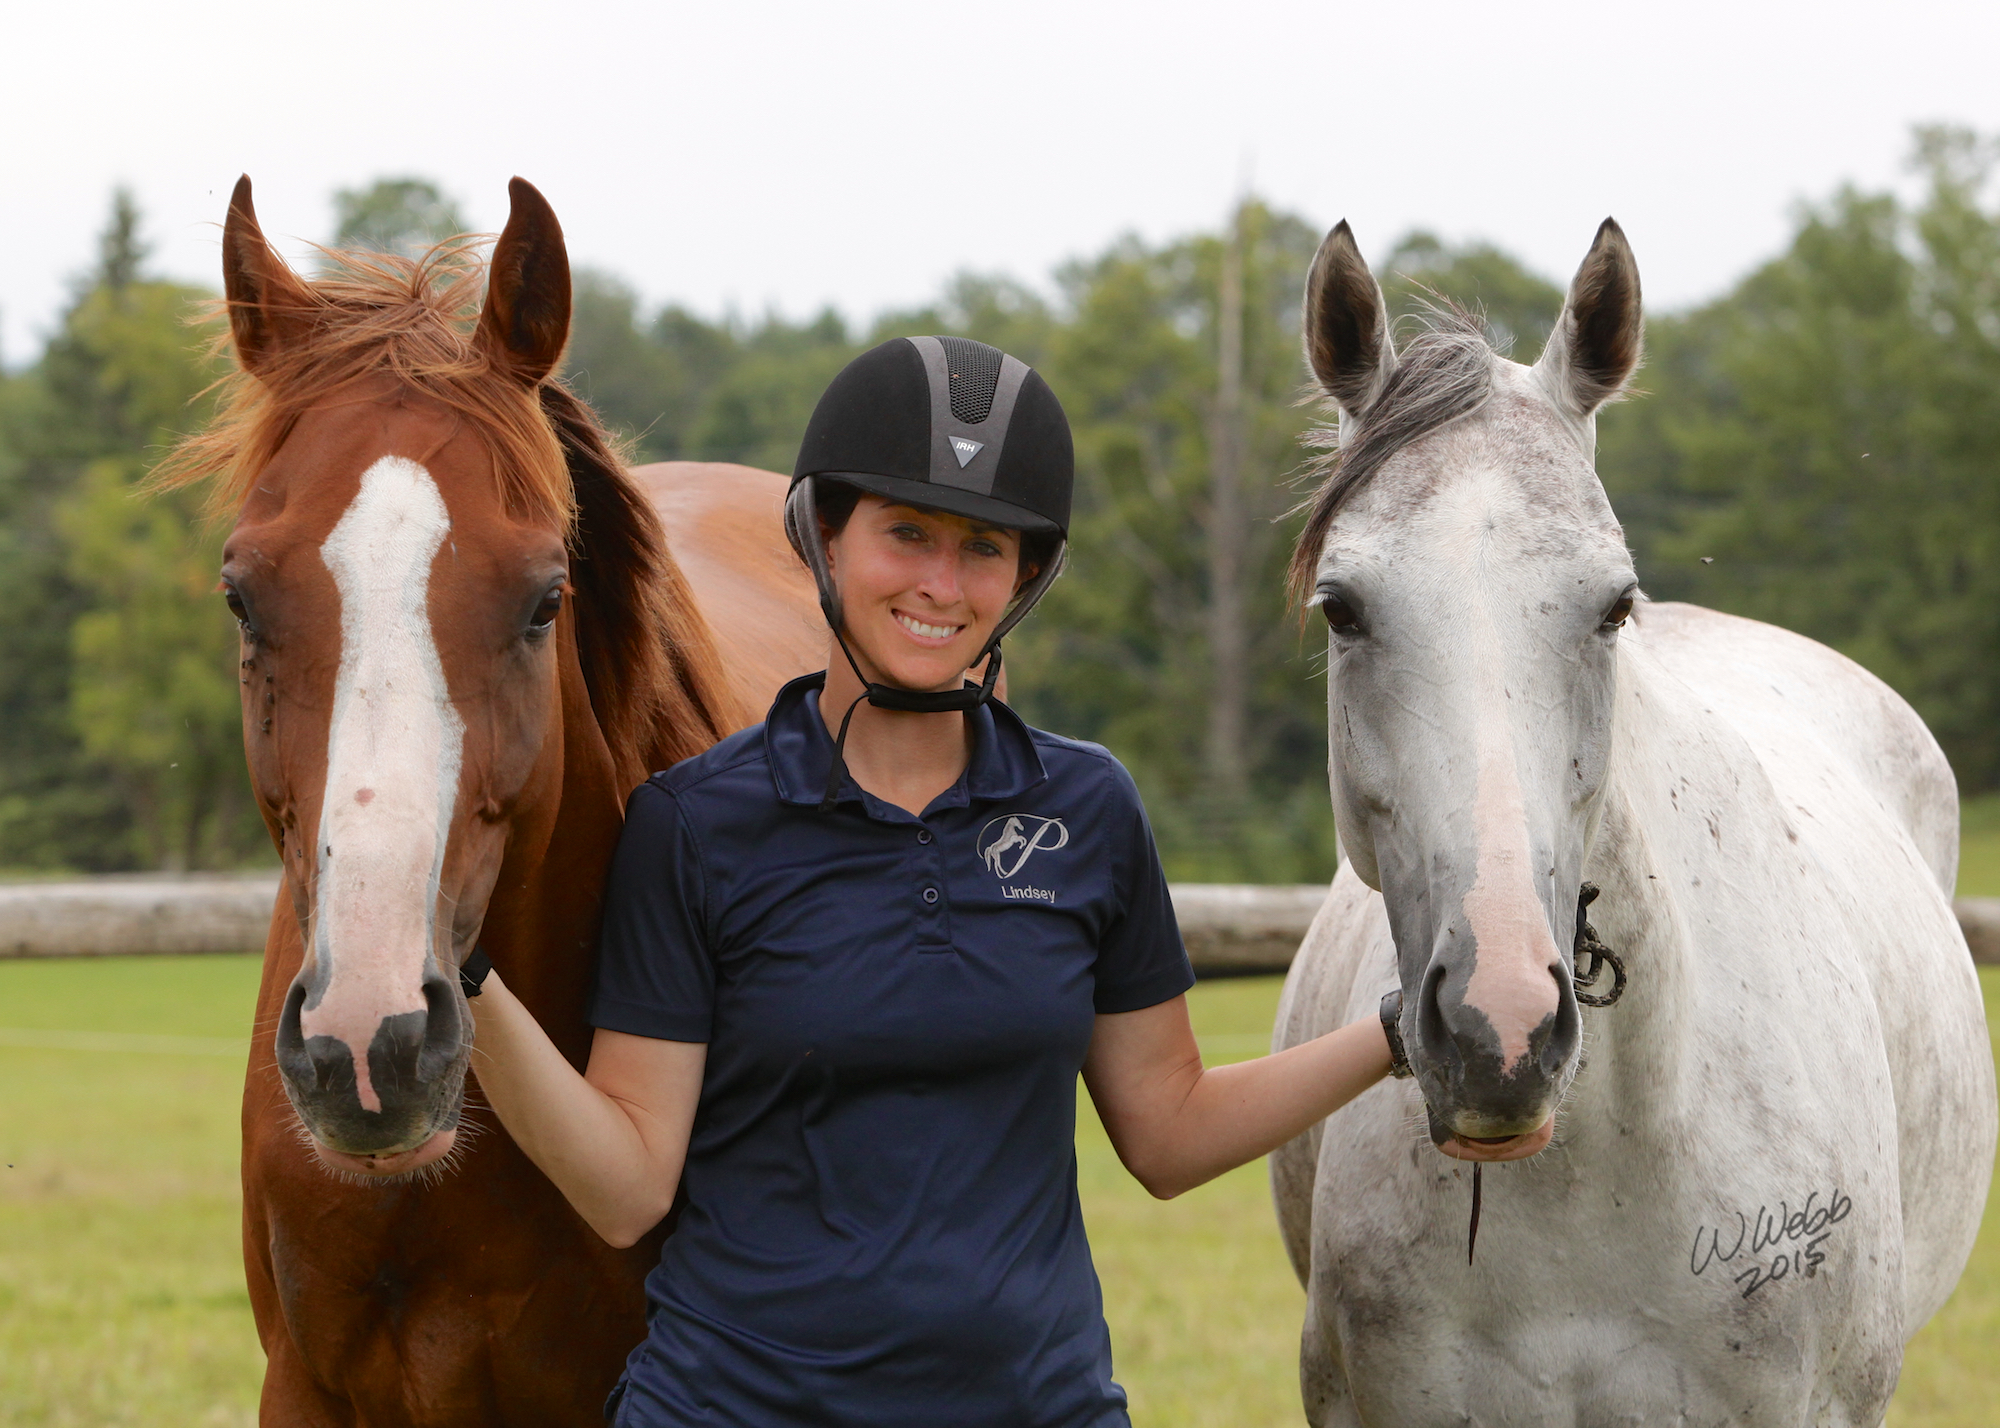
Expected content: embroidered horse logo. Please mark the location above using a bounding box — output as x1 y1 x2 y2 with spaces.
978 814 1069 879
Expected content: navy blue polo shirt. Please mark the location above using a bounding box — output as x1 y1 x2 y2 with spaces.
588 673 1193 1428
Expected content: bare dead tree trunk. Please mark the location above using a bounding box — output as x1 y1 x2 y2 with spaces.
1205 201 1250 807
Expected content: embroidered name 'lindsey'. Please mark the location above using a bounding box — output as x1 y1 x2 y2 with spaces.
1003 885 1056 904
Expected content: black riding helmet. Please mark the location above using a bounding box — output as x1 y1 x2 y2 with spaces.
784 335 1075 809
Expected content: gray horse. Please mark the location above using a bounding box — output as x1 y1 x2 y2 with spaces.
1272 217 1995 1426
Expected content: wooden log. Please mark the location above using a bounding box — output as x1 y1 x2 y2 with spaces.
3 878 1995 971
1954 898 2000 967
0 875 279 958
1171 884 1327 976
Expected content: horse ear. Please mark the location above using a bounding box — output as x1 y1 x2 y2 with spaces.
1535 218 1642 418
1303 220 1397 418
222 176 315 377
477 178 571 385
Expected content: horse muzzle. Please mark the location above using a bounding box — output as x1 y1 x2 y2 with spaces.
275 970 471 1159
1409 954 1580 1142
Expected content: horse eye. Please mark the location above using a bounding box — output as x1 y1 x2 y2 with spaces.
1603 594 1634 629
1320 596 1361 632
223 584 254 634
529 588 563 632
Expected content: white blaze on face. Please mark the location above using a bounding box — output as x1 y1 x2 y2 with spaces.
301 457 463 1114
1444 472 1563 1074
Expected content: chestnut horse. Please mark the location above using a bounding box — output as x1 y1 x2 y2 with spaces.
158 178 821 1424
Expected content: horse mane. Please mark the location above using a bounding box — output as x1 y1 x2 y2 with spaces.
1287 306 1496 605
154 242 738 777
539 381 739 771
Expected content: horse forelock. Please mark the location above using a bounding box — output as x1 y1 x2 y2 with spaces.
154 239 571 530
1288 307 1496 606
156 238 740 782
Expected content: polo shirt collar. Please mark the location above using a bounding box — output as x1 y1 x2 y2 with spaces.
765 672 1047 812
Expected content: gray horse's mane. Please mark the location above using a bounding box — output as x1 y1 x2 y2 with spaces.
1288 307 1496 604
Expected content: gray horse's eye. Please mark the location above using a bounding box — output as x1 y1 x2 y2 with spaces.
1321 595 1361 632
1602 594 1634 629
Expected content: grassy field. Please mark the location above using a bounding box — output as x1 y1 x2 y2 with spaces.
0 958 1995 1426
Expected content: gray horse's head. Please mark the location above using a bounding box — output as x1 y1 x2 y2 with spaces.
1292 219 1643 1157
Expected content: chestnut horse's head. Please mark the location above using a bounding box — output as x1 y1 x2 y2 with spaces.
165 178 731 1178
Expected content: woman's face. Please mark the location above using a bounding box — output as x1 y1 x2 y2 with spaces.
824 495 1028 691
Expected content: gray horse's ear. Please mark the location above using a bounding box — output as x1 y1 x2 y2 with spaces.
222 176 317 378
1303 221 1398 418
1535 218 1642 418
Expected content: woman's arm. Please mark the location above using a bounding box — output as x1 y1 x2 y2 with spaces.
468 971 705 1248
1080 996 1391 1201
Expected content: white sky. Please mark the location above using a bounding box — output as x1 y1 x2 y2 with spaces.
6 0 1999 368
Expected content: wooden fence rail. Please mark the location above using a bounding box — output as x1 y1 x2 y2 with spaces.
4 877 1998 973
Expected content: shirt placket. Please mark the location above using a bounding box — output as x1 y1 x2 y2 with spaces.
911 821 953 954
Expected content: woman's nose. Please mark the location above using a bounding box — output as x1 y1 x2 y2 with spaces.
915 552 966 606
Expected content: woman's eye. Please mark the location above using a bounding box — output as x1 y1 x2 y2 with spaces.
1603 595 1634 629
1320 596 1360 632
968 540 1002 559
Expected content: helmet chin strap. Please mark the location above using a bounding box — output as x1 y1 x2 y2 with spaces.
819 627 1002 813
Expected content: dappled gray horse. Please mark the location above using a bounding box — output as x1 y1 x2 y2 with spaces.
1271 217 1995 1425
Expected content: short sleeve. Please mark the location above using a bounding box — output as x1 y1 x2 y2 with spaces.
1091 760 1196 1014
589 779 715 1041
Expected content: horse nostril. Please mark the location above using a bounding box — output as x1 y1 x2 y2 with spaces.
1544 963 1583 1077
417 974 467 1083
1415 961 1461 1077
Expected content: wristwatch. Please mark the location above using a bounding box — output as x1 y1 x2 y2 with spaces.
1379 988 1415 1079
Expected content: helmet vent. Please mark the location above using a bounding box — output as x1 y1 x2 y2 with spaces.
940 336 1004 425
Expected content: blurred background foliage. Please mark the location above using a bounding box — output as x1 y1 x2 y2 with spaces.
6 127 2000 877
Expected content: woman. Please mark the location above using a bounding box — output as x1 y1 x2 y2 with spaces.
470 337 1407 1426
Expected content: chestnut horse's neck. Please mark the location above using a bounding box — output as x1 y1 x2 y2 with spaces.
475 622 629 1062
462 391 742 1051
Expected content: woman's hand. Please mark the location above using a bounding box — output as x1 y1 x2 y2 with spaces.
469 972 706 1248
1081 997 1393 1200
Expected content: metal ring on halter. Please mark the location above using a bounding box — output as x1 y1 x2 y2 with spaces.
1571 882 1628 1007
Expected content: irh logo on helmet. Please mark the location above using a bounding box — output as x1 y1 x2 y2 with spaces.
949 436 984 468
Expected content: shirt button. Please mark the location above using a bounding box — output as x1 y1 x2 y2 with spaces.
916 830 933 845
922 887 940 905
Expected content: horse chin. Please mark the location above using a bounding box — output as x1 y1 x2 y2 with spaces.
311 1127 461 1183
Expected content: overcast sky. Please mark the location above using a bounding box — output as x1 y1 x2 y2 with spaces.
7 0 1999 368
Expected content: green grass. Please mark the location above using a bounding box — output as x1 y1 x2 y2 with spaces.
0 959 1994 1425
1957 792 2000 898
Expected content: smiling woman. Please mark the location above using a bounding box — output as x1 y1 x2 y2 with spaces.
460 336 1410 1428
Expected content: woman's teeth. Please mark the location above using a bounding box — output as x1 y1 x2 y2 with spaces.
896 613 961 640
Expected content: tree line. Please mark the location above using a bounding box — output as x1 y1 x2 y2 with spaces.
3 129 1995 877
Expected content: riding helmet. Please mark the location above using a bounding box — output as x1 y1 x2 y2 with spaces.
783 336 1074 810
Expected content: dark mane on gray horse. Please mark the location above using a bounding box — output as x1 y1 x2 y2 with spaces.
1288 307 1496 604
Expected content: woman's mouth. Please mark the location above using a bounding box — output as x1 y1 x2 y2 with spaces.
895 611 963 643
